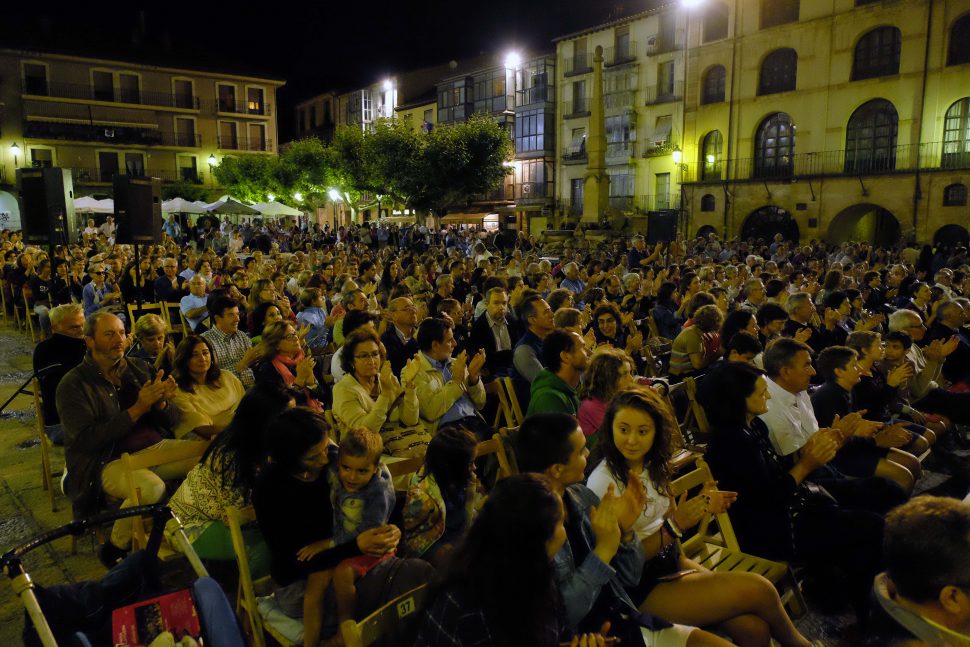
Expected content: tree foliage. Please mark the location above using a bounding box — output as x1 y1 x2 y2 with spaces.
210 114 512 216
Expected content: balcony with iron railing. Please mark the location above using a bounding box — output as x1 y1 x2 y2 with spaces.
217 135 273 152
637 194 682 211
562 148 588 165
564 53 594 77
71 167 202 184
206 98 273 117
562 98 591 119
644 81 684 105
680 141 970 183
608 195 635 210
605 42 638 67
515 85 553 106
22 80 200 110
606 141 637 163
646 34 682 56
23 121 201 148
604 90 636 111
642 141 674 158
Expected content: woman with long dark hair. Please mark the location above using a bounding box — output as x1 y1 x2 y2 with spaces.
166 382 294 576
416 473 607 647
170 335 245 439
587 388 812 646
702 361 884 622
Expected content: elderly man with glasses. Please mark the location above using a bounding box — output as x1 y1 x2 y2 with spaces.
81 263 123 318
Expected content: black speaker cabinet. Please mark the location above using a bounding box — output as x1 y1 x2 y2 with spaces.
114 176 162 244
16 167 77 245
646 211 678 244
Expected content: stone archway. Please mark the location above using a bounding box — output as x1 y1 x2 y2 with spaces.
933 224 970 247
741 206 799 244
826 203 900 247
696 225 718 240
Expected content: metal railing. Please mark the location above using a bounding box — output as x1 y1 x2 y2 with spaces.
637 194 682 211
605 42 638 67
564 53 593 76
562 98 591 118
642 141 674 158
207 99 273 116
516 85 552 106
562 149 588 164
71 167 191 184
22 80 200 109
22 121 200 148
606 141 637 161
608 195 635 210
516 181 553 200
604 90 635 110
646 34 681 56
644 81 684 105
217 135 273 152
680 141 970 182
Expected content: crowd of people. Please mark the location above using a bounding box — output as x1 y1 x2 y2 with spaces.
4 218 970 646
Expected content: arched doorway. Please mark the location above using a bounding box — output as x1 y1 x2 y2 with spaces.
696 224 718 240
933 224 970 247
741 206 799 244
826 203 900 247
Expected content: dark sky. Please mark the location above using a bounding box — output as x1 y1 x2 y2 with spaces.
2 0 660 138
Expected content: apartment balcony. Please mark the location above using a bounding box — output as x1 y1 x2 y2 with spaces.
644 82 684 105
646 34 682 56
562 149 588 165
562 98 591 119
604 42 638 67
22 80 200 110
606 141 637 163
515 85 553 106
637 194 682 211
71 167 199 185
642 141 674 158
680 142 970 183
205 99 273 117
217 135 273 152
604 90 636 111
564 53 593 77
516 181 554 201
23 121 200 148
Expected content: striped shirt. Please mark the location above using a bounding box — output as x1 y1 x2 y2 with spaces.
202 326 254 388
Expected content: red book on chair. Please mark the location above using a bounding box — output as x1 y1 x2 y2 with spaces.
112 588 201 646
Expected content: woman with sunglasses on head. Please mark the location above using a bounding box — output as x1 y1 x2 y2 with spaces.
255 321 323 411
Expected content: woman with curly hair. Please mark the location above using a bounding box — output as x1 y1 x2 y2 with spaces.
586 388 813 647
590 301 643 356
577 348 636 442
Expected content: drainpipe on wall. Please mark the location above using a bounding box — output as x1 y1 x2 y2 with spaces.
913 0 934 245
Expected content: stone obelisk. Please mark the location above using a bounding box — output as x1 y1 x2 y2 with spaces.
582 45 610 223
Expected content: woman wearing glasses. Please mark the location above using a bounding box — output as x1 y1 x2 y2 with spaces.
333 328 427 455
255 321 323 411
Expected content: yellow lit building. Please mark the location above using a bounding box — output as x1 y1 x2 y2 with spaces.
0 48 284 204
680 0 970 246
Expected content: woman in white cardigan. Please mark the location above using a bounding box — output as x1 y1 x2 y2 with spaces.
332 328 428 456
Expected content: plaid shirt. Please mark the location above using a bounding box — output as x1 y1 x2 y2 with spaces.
202 325 254 388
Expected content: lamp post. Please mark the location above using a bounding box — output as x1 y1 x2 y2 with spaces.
207 154 217 186
10 143 21 169
672 146 690 238
674 0 706 240
328 188 343 228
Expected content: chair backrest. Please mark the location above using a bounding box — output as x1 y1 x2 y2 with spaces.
663 382 695 449
483 380 509 429
667 458 740 554
683 377 711 436
385 456 425 480
340 584 428 647
164 301 188 336
476 436 514 482
121 441 208 548
500 377 525 427
646 314 661 340
496 426 520 476
226 505 278 647
127 301 164 328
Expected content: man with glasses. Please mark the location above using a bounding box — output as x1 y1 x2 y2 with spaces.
381 297 419 377
32 303 86 445
869 496 970 645
81 263 123 318
180 275 210 334
154 257 187 303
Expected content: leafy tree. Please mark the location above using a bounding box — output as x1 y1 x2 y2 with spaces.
212 154 283 203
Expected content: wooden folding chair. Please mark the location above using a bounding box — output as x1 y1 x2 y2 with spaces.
164 301 188 336
496 426 520 476
227 505 298 647
670 458 807 618
22 292 39 342
340 584 428 647
682 376 711 436
484 380 513 430
0 278 9 326
500 377 525 427
31 379 62 512
120 441 208 550
385 455 425 490
476 435 514 482
126 301 164 327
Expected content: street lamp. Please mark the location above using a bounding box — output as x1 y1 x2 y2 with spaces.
672 146 684 166
267 193 275 202
293 192 303 202
504 51 522 69
382 79 393 92
10 142 21 168
208 154 217 167
328 188 342 202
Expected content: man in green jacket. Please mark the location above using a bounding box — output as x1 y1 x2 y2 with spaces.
527 329 589 416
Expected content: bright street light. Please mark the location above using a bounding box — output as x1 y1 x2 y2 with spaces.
682 0 705 7
672 146 683 164
207 154 217 167
382 79 394 92
504 51 522 69
706 154 716 164
293 192 303 202
328 188 342 202
10 143 21 156
267 193 275 202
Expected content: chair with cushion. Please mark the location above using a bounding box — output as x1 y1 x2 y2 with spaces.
226 505 299 647
340 584 428 647
669 458 807 618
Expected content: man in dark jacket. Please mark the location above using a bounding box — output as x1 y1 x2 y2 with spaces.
467 287 520 378
380 297 419 377
33 303 86 444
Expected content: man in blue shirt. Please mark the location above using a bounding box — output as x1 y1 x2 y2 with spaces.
179 275 209 333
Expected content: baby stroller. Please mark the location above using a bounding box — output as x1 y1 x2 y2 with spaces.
1 504 245 647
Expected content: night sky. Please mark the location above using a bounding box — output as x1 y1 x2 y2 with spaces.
1 0 662 139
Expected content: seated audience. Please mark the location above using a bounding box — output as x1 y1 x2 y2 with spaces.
179 275 210 334
130 313 175 375
527 330 590 417
256 321 323 411
668 304 723 380
170 334 245 439
202 295 261 388
577 348 635 441
295 287 330 351
32 303 86 444
249 301 284 346
380 296 420 377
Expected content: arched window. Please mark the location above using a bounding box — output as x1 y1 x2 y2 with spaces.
701 66 726 105
844 99 898 173
948 13 970 66
758 49 797 95
852 27 901 80
701 194 716 212
755 113 795 179
703 3 729 43
700 130 723 180
760 0 799 29
943 98 970 169
944 183 968 206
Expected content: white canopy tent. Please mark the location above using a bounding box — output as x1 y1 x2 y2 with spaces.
162 197 207 213
251 201 303 217
74 196 114 214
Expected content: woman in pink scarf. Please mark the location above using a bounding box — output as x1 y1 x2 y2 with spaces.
254 321 323 411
